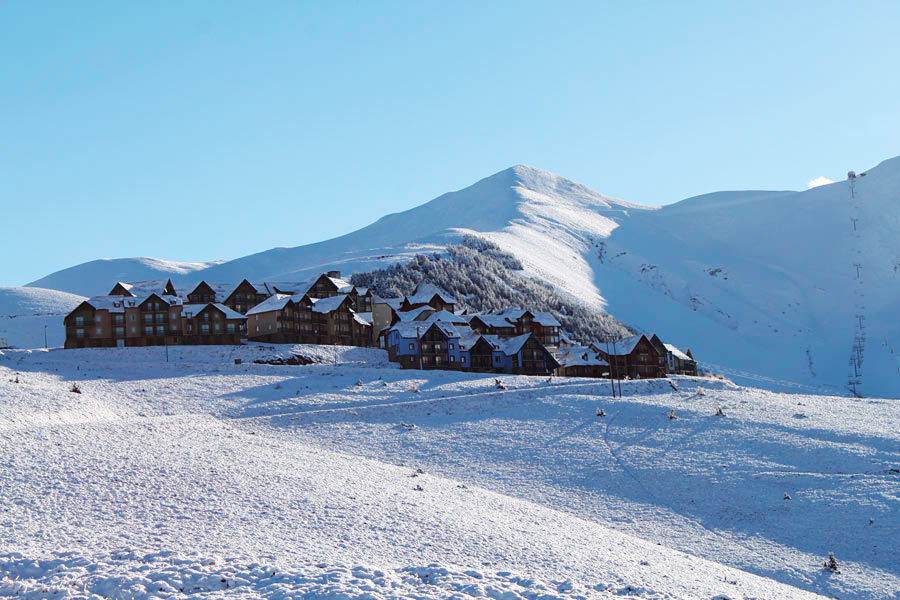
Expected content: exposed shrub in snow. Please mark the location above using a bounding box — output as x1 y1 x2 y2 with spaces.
823 552 840 573
69 383 81 394
351 235 632 343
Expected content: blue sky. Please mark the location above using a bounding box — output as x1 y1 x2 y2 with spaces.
2 1 898 286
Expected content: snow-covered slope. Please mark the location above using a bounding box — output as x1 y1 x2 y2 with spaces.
1 346 863 599
0 287 86 349
26 156 900 395
28 257 221 298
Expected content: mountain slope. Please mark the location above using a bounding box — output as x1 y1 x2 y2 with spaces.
26 157 900 395
0 287 86 348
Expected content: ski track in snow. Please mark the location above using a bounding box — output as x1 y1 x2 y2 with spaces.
2 345 899 599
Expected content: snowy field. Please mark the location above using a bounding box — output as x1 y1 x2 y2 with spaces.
1 345 898 599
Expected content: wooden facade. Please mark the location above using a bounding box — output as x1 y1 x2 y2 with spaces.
64 293 245 349
223 280 270 315
598 334 664 379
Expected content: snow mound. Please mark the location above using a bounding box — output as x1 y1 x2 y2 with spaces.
0 551 653 600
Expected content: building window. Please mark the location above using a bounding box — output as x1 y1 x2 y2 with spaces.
130 327 136 334
95 315 102 322
75 316 84 326
461 356 466 363
450 343 455 350
450 355 455 362
156 326 165 335
75 328 85 338
115 315 124 325
95 327 102 335
144 326 153 336
408 343 414 350
115 327 124 336
201 324 210 334
227 323 235 333
130 314 135 321
170 324 178 331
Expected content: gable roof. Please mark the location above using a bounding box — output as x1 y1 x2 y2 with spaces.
406 283 455 305
396 306 434 322
246 293 295 316
468 314 515 329
182 303 247 320
421 310 468 324
608 334 648 355
374 295 404 310
311 294 351 314
664 343 693 362
558 345 609 367
224 279 269 301
109 279 178 298
532 311 561 327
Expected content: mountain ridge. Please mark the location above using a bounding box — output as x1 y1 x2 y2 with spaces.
22 154 900 396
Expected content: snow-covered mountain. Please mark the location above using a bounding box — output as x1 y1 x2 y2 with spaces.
0 287 86 348
25 157 900 396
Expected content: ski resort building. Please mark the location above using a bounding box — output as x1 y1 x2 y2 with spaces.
597 334 664 379
650 334 698 376
556 344 610 378
63 275 692 379
385 318 559 375
64 293 246 349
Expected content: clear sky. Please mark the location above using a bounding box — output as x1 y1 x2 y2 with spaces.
2 1 898 286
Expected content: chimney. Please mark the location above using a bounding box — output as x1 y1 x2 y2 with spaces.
327 270 341 279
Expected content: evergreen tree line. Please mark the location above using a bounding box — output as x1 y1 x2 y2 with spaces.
351 235 633 343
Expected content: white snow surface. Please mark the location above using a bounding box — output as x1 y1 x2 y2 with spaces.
0 287 86 349
25 156 900 395
2 346 898 599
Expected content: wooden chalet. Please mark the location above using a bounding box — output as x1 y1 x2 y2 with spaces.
399 283 456 312
186 280 231 304
597 334 663 379
108 279 177 298
650 334 698 376
223 279 271 314
180 303 246 345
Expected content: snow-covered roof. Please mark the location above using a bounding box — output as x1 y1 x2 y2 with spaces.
354 311 373 325
469 314 515 328
499 333 533 355
182 303 247 320
353 286 370 296
396 306 434 322
264 280 312 296
373 296 404 310
311 294 350 314
389 320 471 341
421 310 468 324
532 311 561 327
86 295 129 313
224 280 270 299
493 308 527 320
608 334 645 355
557 345 609 367
246 294 295 316
112 279 178 298
405 283 455 305
664 343 693 362
187 281 233 298
476 333 533 356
